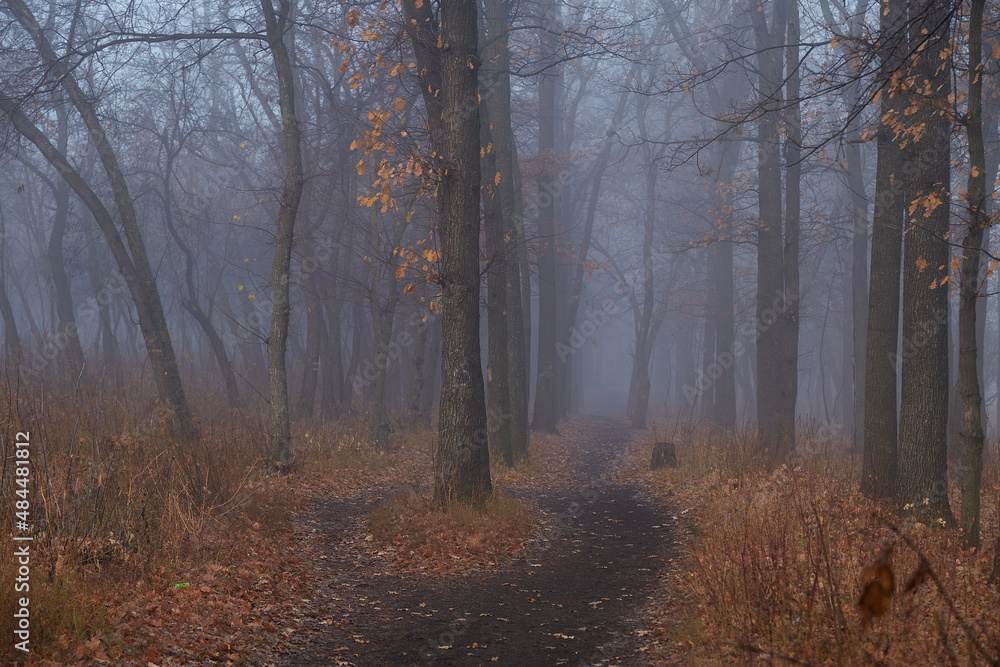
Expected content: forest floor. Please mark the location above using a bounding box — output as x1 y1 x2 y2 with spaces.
14 411 996 665
258 417 678 667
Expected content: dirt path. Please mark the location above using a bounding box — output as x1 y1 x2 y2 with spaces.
273 418 674 667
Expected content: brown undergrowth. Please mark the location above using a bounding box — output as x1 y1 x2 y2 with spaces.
359 418 586 576
0 371 419 665
625 422 1000 666
490 422 579 490
366 490 535 574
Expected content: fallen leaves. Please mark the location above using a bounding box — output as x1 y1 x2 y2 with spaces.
620 425 1000 666
365 489 535 575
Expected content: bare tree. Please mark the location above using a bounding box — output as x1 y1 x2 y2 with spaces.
2 0 195 440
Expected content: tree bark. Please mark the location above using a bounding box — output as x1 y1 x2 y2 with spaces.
260 0 304 469
297 271 323 417
161 147 240 402
751 0 791 461
48 105 86 375
781 0 801 457
365 203 405 451
896 0 954 522
531 0 561 433
711 136 740 432
959 0 987 548
0 199 19 357
627 93 659 429
482 116 513 464
403 0 492 505
407 312 432 418
860 0 907 499
82 220 118 373
484 2 530 461
628 162 656 429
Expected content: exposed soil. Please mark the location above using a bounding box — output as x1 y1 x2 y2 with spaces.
268 418 675 667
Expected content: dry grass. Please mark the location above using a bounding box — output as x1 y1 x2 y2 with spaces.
629 422 1000 666
490 420 590 490
293 415 399 475
0 370 399 663
366 490 535 573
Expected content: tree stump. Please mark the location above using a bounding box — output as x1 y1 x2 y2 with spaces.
650 442 677 470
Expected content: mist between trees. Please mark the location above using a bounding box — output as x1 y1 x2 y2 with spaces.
0 0 998 543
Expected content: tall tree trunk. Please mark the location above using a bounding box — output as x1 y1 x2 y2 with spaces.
781 0 801 457
711 132 740 431
162 150 240 402
482 118 513 464
861 0 907 499
321 298 345 418
513 151 532 402
48 107 86 375
699 248 717 420
261 0 304 468
751 0 790 462
959 0 987 548
83 222 117 373
480 0 531 462
628 133 658 430
403 0 492 505
531 0 560 433
0 199 19 357
821 0 870 452
481 0 521 462
322 221 353 418
297 272 323 417
676 315 697 417
896 0 953 522
368 308 395 449
846 93 869 455
407 313 432 417
365 206 405 450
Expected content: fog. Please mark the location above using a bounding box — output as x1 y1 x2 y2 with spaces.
1 0 999 661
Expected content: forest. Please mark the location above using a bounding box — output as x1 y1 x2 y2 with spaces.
1 0 999 664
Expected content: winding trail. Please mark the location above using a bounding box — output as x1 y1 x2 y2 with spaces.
279 418 674 666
